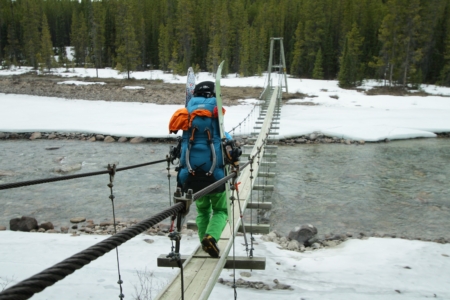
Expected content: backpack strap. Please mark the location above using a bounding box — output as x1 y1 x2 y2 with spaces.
185 126 217 177
205 128 216 176
186 127 197 174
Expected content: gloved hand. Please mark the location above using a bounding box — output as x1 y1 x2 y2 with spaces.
223 139 242 166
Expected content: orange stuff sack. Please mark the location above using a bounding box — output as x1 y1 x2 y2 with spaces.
169 107 189 134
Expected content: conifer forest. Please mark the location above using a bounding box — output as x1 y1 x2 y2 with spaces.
1 0 450 87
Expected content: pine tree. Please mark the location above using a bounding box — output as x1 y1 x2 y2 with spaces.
0 0 5 65
229 0 248 73
207 0 230 74
22 0 41 69
115 2 140 79
239 25 251 76
158 24 170 71
71 11 88 66
440 17 450 86
4 24 20 66
338 38 352 87
375 0 424 87
175 0 195 71
398 0 423 87
312 48 324 79
290 21 304 77
168 41 182 75
338 23 364 87
90 1 105 74
39 14 54 72
302 0 326 77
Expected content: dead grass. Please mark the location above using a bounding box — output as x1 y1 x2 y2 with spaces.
282 92 312 100
364 86 439 97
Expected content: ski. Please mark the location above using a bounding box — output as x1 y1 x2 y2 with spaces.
185 67 195 106
216 61 225 140
215 61 233 220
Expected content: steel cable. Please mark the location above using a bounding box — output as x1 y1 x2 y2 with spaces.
0 158 167 191
0 127 267 300
0 202 185 300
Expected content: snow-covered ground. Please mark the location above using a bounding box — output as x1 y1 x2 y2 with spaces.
1 66 450 141
1 67 450 299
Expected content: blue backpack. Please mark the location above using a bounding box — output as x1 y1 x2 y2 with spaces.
176 95 232 194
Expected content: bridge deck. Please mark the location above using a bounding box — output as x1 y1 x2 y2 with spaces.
155 87 280 300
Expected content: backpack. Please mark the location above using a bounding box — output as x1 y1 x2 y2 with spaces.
169 95 230 194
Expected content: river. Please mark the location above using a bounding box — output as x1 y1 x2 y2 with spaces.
1 138 449 240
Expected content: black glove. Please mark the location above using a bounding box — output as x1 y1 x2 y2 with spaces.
223 139 242 166
169 137 182 164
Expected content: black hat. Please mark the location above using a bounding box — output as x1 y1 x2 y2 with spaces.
194 81 215 98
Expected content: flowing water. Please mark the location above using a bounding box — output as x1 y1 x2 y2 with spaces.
0 139 449 240
271 139 450 240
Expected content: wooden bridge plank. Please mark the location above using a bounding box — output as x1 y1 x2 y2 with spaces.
158 255 266 270
157 257 207 300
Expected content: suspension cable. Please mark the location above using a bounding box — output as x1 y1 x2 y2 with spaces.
0 158 167 191
166 155 173 206
0 133 270 300
106 164 125 299
0 201 185 300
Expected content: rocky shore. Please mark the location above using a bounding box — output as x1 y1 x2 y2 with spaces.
0 131 174 144
1 130 449 146
1 217 447 249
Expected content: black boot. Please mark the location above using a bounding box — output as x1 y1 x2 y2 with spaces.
201 234 220 258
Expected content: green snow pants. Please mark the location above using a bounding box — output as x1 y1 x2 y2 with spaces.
195 191 228 242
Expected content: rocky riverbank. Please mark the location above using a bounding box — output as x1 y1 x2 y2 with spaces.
1 130 449 146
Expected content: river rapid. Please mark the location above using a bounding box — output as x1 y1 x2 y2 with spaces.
1 138 449 241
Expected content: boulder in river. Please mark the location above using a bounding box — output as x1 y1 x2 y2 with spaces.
10 216 39 232
288 224 318 245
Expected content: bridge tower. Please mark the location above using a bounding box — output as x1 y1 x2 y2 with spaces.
267 37 288 93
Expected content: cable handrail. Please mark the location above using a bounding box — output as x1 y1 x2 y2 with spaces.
0 158 167 191
0 202 186 300
0 134 270 300
0 71 280 299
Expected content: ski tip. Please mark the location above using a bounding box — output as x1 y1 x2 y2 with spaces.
216 61 225 79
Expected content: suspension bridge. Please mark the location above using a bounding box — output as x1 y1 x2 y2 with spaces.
0 38 287 300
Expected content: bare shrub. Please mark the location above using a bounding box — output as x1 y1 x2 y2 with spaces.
0 276 15 291
132 268 168 300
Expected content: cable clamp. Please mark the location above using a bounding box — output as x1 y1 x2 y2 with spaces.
174 188 193 216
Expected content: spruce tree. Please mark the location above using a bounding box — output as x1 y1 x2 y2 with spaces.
239 25 251 76
22 0 41 69
291 21 304 77
158 24 170 71
0 1 4 65
175 0 195 71
229 0 248 73
71 11 88 66
39 14 54 72
115 2 140 79
338 23 364 87
91 1 105 74
440 18 450 86
4 24 20 67
302 0 326 77
398 0 423 87
207 0 230 74
312 48 324 79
